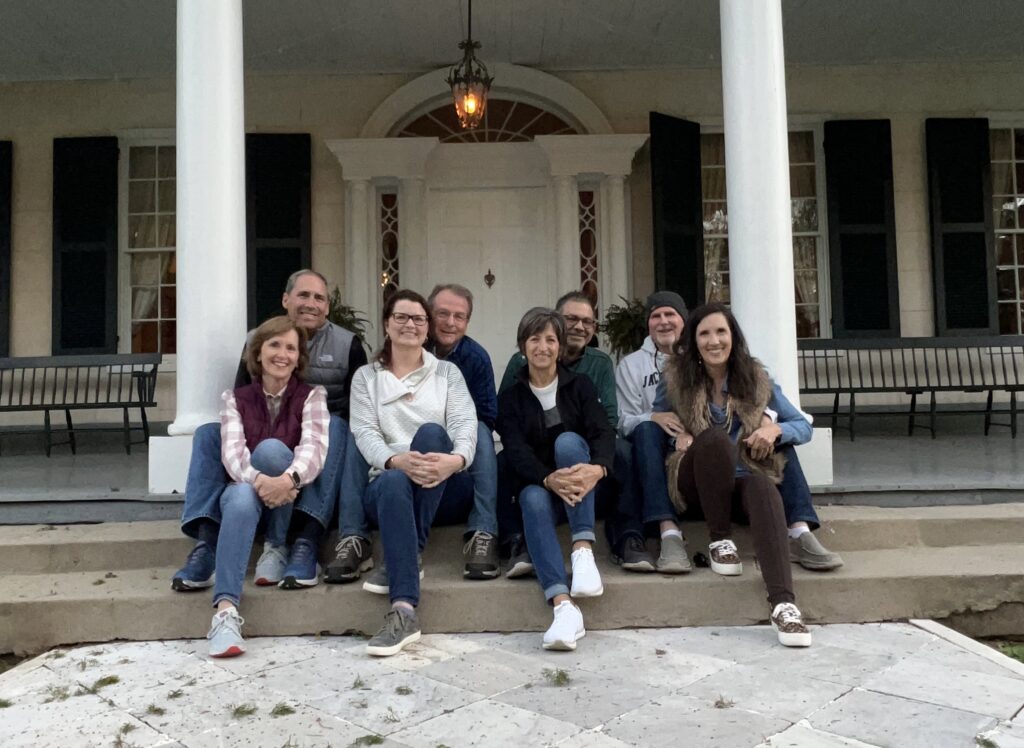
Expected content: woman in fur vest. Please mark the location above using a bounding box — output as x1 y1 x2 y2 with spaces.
653 302 813 647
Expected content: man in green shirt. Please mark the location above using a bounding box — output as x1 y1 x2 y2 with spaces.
497 291 653 576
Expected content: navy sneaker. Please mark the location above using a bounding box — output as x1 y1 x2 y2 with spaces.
171 541 216 592
279 538 321 589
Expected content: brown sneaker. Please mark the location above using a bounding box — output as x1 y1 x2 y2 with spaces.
789 532 844 571
708 539 742 576
771 602 812 647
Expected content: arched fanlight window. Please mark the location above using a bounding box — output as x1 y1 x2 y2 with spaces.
395 99 578 143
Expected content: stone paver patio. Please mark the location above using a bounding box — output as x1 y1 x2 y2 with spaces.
1 621 1021 747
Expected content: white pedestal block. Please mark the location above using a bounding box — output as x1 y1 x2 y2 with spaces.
796 427 833 488
148 435 195 494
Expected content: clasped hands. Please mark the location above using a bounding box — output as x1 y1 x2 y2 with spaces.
253 472 298 509
390 451 464 488
544 463 604 508
666 413 781 460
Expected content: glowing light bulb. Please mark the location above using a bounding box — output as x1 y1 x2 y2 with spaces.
463 94 478 114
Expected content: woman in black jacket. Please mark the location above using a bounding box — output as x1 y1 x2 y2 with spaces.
497 307 615 651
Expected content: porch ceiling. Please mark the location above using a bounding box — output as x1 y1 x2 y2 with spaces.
2 0 1022 82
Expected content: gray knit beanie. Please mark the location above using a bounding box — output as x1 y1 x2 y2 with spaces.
645 291 688 321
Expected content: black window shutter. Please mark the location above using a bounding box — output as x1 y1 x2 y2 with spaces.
0 142 11 356
925 118 996 335
246 134 312 328
52 137 118 354
824 120 900 338
650 112 704 307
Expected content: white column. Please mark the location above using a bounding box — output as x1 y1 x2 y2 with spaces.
168 0 247 434
720 0 799 404
553 175 579 294
603 174 630 307
345 179 377 341
399 177 427 295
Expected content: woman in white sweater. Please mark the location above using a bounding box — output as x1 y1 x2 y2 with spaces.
350 288 478 657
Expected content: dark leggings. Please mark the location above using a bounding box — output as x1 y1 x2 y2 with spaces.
678 428 795 607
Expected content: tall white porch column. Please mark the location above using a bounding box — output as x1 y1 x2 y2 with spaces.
345 179 377 340
553 175 580 294
169 0 248 434
720 0 799 403
602 174 630 306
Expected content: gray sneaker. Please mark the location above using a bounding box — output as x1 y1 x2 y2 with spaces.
254 542 289 586
656 534 692 574
366 608 421 657
361 556 424 595
789 532 844 571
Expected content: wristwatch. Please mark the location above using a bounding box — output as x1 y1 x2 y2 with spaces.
289 471 301 489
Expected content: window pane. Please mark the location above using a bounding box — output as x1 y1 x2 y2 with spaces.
702 167 726 200
162 252 177 283
991 129 1012 162
159 285 176 318
132 321 158 353
130 252 161 285
128 181 155 213
992 162 1014 196
701 134 725 166
788 131 815 163
157 180 176 212
790 165 816 198
131 287 158 319
999 302 1019 334
129 215 156 248
794 236 817 269
995 197 1017 229
792 198 818 232
796 305 820 338
794 271 818 304
129 147 156 179
702 202 728 234
1016 129 1024 162
157 147 176 178
996 234 1015 266
160 320 177 354
704 238 729 272
997 268 1017 299
708 272 730 302
157 215 176 247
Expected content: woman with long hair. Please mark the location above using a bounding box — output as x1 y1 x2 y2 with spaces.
349 289 478 657
655 302 813 647
207 315 329 658
497 307 614 651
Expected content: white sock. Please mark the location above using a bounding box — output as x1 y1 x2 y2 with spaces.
661 529 683 540
788 526 810 539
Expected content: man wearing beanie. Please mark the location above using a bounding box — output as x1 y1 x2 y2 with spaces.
617 291 843 572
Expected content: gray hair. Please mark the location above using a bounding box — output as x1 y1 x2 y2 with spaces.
516 307 567 355
428 283 474 318
284 269 329 294
555 290 597 318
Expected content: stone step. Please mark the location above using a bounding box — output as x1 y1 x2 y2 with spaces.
2 543 1023 654
3 504 1024 574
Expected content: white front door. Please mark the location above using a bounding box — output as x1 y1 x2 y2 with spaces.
426 185 554 376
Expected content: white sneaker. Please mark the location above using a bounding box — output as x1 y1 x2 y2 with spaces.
208 608 246 658
254 542 289 586
542 600 585 651
771 602 812 648
569 547 603 597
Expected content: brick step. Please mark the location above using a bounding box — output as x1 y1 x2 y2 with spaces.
3 504 1024 574
3 544 1024 654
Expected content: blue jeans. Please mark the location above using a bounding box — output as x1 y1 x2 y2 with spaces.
519 432 597 601
598 437 646 553
211 439 294 607
631 420 820 530
362 424 475 607
340 421 497 539
181 416 347 538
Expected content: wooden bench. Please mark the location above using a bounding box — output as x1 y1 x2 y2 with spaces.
798 336 1024 440
0 354 161 455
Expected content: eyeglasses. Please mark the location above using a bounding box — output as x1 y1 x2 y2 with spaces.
435 310 469 323
564 314 596 330
391 312 429 327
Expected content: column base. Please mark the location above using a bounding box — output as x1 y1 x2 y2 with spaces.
148 435 195 494
796 427 833 487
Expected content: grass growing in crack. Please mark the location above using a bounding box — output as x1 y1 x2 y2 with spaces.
48 650 66 660
89 675 120 692
145 704 166 716
0 698 12 708
351 675 367 689
395 685 413 695
112 736 137 748
542 668 571 686
271 703 296 717
92 579 105 586
976 737 998 748
230 703 258 718
381 706 400 723
43 685 71 702
119 723 137 735
167 689 184 700
349 736 384 747
714 695 735 709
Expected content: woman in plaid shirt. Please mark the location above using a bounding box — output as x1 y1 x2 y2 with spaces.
207 315 329 658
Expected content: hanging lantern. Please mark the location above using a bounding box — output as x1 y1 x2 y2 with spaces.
445 0 493 130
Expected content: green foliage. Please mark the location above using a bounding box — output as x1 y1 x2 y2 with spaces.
328 287 371 349
542 668 571 687
230 703 258 718
145 704 166 716
600 296 647 361
0 698 12 708
999 642 1024 663
349 736 384 747
271 703 296 717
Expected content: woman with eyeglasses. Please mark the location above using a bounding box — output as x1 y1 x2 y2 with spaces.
349 289 478 657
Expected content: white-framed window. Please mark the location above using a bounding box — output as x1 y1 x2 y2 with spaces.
117 137 176 359
992 127 1024 333
700 127 831 338
578 186 599 306
378 189 399 306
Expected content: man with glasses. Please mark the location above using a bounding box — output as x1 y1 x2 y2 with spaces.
498 291 652 575
327 283 501 582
